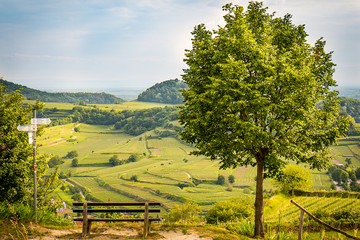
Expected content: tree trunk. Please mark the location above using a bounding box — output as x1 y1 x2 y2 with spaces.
254 158 265 238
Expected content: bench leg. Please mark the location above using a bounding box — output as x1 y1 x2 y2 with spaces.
148 221 152 234
87 221 92 236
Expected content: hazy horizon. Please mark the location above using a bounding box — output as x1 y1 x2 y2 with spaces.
1 0 359 90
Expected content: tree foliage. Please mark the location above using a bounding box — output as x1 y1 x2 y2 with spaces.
72 158 79 167
137 79 187 104
65 150 78 159
48 155 63 168
178 2 349 237
164 201 202 223
0 80 43 203
206 197 254 224
272 165 313 195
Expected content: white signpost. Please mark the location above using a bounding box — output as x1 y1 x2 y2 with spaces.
17 125 37 132
31 118 51 125
17 111 51 222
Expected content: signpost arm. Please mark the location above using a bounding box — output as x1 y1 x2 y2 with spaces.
33 109 37 222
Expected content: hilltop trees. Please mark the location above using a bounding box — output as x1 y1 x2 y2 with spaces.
178 2 348 237
137 79 187 104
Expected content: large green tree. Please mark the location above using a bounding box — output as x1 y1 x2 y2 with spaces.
178 2 348 237
0 80 34 203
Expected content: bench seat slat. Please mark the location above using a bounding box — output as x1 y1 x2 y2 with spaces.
73 209 160 213
73 202 160 206
74 217 162 222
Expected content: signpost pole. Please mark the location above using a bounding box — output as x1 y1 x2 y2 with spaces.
33 109 37 223
17 114 50 223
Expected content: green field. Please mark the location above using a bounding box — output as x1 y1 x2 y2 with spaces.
25 100 178 111
330 136 360 167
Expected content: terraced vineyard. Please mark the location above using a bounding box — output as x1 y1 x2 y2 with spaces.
265 195 360 223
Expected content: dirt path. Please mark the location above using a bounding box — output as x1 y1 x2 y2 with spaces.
17 224 213 240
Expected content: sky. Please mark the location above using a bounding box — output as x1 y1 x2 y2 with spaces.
0 0 359 92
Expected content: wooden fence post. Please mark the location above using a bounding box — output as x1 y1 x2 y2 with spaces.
291 200 360 240
298 210 305 240
82 203 88 237
143 202 150 238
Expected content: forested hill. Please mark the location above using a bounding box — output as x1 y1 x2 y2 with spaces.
0 79 125 104
137 79 187 104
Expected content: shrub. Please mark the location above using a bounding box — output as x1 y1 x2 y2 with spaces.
332 209 360 221
217 175 226 185
228 175 235 184
48 155 63 168
164 201 202 223
130 175 138 182
206 197 254 224
71 158 79 167
65 150 78 159
109 155 120 166
128 154 141 162
71 193 82 202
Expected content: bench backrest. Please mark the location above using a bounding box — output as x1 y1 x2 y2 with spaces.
72 202 161 214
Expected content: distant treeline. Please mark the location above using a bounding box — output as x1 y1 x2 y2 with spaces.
0 79 125 104
45 106 179 136
137 79 187 104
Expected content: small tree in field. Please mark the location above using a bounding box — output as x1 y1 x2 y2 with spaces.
72 158 79 167
228 175 235 184
217 175 226 185
178 2 349 237
272 165 313 195
109 155 120 166
65 150 78 159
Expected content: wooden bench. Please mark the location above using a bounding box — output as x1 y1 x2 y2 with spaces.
73 202 162 237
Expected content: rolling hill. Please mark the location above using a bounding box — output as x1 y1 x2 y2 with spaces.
0 79 125 104
137 79 187 104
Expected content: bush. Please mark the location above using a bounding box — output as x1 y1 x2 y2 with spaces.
217 175 226 185
228 175 235 184
206 197 254 224
332 209 360 221
65 150 78 159
164 201 202 223
48 155 63 168
109 155 120 166
71 193 82 202
130 175 138 182
71 158 79 167
128 154 141 162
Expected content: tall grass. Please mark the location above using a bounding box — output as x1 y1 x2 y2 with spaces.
0 202 72 226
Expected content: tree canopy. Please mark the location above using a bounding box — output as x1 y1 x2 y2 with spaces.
272 165 313 195
178 2 349 237
0 80 36 203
